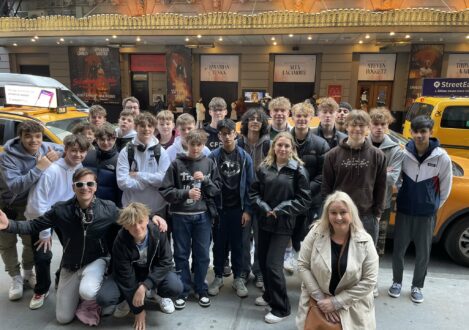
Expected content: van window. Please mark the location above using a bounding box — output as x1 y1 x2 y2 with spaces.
59 90 88 111
405 102 433 121
441 106 469 129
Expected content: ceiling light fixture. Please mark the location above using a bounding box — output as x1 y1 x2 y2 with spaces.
13 43 17 46
288 34 294 37
197 34 202 39
185 37 189 42
365 34 370 39
105 38 109 41
273 41 277 45
466 35 469 39
389 31 395 36
218 37 223 41
405 34 411 39
56 41 60 45
271 37 275 41
31 38 36 42
34 35 39 39
112 35 117 39
307 36 312 40
136 37 141 42
359 40 363 44
59 38 64 42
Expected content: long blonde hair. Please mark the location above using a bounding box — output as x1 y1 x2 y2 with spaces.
316 191 364 234
261 131 303 167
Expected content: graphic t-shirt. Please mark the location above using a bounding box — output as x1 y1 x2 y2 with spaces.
219 148 242 208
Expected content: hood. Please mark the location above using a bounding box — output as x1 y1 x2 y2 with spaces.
131 135 159 148
240 133 270 148
368 134 399 150
203 123 218 135
176 152 206 162
339 137 372 151
3 137 49 161
405 137 440 162
116 127 137 139
55 157 82 172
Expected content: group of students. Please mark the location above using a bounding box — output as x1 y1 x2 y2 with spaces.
0 93 452 329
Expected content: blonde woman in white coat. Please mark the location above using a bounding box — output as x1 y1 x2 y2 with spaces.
296 191 379 330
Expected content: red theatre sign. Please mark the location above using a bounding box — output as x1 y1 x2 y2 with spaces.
130 54 166 72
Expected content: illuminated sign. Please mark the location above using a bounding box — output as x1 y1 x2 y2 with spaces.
5 85 58 108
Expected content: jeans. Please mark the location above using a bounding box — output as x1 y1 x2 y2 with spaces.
56 258 107 324
213 207 243 278
258 228 291 317
172 212 211 297
392 212 435 288
361 214 379 246
31 232 52 295
241 213 260 276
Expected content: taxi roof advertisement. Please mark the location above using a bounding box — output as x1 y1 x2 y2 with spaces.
422 78 469 97
5 85 58 108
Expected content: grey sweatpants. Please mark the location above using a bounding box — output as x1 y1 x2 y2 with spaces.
392 212 435 288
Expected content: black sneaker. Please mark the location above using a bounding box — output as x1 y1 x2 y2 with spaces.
174 297 187 310
198 292 211 308
223 260 232 277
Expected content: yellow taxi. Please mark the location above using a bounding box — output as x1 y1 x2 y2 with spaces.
403 96 469 158
0 106 88 151
389 130 469 267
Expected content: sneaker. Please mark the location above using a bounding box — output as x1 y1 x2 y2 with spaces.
232 277 248 298
113 300 130 318
198 292 211 308
23 269 37 289
264 312 287 324
158 297 175 314
174 297 187 310
388 282 402 298
373 285 379 298
29 291 49 310
255 296 269 306
223 260 232 277
411 287 424 303
208 276 223 296
255 274 264 289
9 275 23 301
240 272 250 285
283 252 295 273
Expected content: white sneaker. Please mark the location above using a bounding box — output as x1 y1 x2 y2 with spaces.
264 312 287 324
255 296 269 306
9 275 23 301
113 300 130 318
29 291 49 310
157 297 175 314
23 269 37 289
283 252 296 273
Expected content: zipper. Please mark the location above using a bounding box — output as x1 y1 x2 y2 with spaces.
80 225 88 268
148 238 159 274
99 239 104 254
63 238 71 255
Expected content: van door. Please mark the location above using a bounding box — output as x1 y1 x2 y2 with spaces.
437 103 469 157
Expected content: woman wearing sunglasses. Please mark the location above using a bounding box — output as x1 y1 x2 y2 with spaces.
0 168 120 325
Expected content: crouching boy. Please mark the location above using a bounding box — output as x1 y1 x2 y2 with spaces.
97 202 182 330
160 129 221 309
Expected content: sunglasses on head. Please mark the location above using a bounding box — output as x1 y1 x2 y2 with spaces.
73 181 96 188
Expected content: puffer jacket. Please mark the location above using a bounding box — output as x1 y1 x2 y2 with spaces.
5 197 119 271
311 124 347 149
249 159 312 235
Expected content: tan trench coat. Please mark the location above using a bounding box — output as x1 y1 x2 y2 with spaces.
296 226 379 330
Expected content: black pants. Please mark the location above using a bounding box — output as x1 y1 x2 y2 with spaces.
258 228 291 317
96 271 183 308
31 233 52 295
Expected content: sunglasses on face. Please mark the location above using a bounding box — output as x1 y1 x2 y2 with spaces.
73 181 97 188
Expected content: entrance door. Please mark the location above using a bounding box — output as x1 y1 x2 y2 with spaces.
356 81 393 111
131 73 149 111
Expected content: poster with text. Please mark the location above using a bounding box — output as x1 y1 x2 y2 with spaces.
405 44 444 107
358 54 396 81
201 55 239 82
274 55 316 82
166 47 192 106
447 54 469 78
68 46 121 104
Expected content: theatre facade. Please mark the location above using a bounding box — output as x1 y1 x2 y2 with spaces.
0 2 468 121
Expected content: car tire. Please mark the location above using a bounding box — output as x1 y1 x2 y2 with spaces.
444 217 469 267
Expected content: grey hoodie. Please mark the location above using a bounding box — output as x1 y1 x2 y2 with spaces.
0 137 63 205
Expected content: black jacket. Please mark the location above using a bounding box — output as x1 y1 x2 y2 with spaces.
5 197 119 271
291 128 330 212
203 124 222 151
249 160 312 235
83 146 122 207
311 124 347 149
112 222 175 315
159 153 221 215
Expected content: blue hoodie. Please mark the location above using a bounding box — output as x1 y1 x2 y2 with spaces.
0 137 63 205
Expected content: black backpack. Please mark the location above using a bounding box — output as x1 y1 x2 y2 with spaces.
127 143 161 169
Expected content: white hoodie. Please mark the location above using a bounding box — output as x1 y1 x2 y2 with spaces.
166 136 211 162
116 135 170 213
24 158 82 239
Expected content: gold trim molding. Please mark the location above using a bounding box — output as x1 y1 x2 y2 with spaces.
0 9 468 32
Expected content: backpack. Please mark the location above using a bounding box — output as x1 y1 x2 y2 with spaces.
127 143 161 168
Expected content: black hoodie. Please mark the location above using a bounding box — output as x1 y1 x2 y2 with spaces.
159 153 221 215
203 123 222 150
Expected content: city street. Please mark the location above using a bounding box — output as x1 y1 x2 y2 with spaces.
0 238 467 330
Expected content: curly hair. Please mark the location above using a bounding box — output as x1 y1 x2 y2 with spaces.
240 107 269 137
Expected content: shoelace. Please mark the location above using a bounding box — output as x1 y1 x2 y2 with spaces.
411 287 421 294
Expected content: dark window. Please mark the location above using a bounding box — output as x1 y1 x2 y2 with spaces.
0 119 7 145
440 106 469 129
405 102 434 121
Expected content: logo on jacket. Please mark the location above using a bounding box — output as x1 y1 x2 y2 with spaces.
341 158 370 169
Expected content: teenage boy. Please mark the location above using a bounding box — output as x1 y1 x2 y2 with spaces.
160 129 221 309
123 96 141 116
368 108 404 256
96 203 183 330
72 122 96 146
167 113 210 162
311 97 347 149
88 105 107 128
335 101 352 134
208 119 254 298
204 97 228 150
0 120 63 301
268 96 291 139
322 110 387 245
156 110 177 149
115 109 137 152
287 102 329 269
24 134 89 309
389 116 452 303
